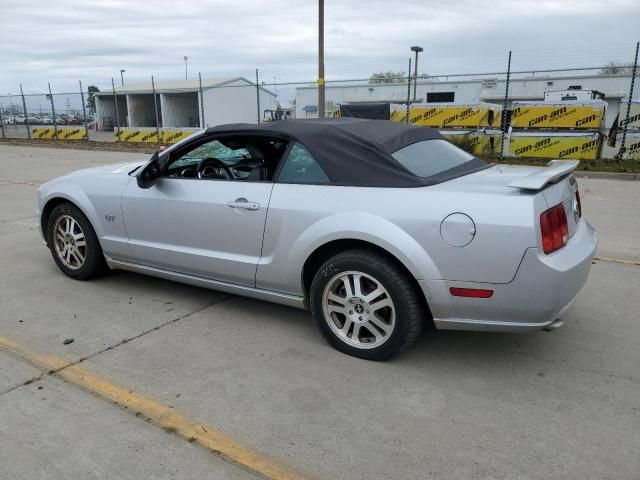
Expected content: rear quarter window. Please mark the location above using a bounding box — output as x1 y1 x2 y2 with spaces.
391 139 482 179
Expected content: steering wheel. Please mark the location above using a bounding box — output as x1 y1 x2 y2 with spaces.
197 157 233 179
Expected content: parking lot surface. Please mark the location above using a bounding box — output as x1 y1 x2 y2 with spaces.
1 144 639 479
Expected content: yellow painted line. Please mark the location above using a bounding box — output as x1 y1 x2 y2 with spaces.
593 256 640 266
0 335 310 480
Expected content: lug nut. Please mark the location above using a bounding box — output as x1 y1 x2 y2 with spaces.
359 316 363 320
349 299 354 304
349 311 353 315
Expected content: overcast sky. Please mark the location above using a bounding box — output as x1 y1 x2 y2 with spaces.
0 0 638 101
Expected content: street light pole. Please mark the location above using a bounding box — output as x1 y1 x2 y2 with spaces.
411 46 423 102
184 56 188 80
317 0 325 119
120 69 125 86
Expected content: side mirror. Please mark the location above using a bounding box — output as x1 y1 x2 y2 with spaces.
136 152 162 189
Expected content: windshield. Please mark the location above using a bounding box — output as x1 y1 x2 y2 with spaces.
391 139 483 179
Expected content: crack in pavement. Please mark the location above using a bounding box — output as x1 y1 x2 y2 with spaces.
0 294 234 397
0 179 42 187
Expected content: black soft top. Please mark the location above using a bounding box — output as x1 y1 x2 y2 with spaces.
205 118 477 187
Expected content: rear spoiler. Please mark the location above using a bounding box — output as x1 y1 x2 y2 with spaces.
509 160 580 190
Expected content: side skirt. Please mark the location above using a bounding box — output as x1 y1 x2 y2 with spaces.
105 257 307 310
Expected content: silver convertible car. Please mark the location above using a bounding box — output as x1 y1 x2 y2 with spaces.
37 119 597 360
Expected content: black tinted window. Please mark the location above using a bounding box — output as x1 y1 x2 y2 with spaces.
392 139 476 178
278 142 329 184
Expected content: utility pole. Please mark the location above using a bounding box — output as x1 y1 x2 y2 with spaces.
317 0 325 118
411 46 423 102
120 69 125 86
184 56 188 80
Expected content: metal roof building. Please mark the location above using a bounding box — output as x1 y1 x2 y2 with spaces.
95 77 277 131
295 72 637 129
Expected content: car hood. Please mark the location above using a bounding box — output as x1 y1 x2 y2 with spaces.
63 161 146 178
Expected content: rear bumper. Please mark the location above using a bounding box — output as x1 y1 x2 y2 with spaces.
422 219 598 332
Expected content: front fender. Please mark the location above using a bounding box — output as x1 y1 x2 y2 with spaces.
39 181 105 241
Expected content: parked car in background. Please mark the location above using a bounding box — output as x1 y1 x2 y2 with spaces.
36 119 597 360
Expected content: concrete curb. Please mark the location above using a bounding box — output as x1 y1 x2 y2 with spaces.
0 140 156 154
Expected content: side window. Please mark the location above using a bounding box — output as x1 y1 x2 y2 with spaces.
277 142 329 184
169 140 249 170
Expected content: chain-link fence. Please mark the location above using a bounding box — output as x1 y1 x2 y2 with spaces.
2 44 639 162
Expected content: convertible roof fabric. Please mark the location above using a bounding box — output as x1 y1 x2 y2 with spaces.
205 118 473 187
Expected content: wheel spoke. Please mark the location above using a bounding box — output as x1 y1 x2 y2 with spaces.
69 250 81 265
352 274 364 297
327 292 347 306
327 304 347 316
75 239 86 248
351 323 361 341
364 322 383 340
341 318 353 335
369 315 391 334
364 287 384 303
340 276 354 298
73 247 85 262
370 297 392 312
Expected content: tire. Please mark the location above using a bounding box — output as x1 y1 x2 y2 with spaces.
46 202 107 280
310 249 424 360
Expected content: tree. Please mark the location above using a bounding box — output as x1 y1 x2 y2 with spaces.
600 62 634 75
86 85 100 114
369 71 407 84
368 71 432 84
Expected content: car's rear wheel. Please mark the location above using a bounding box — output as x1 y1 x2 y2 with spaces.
310 249 424 360
47 202 106 280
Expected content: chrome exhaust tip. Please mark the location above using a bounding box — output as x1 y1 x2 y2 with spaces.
543 319 565 332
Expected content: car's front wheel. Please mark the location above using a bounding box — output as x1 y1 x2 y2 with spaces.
310 249 424 360
46 202 106 280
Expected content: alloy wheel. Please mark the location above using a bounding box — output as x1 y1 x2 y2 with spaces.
53 215 87 270
322 270 396 349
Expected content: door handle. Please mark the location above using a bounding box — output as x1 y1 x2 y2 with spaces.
227 198 260 211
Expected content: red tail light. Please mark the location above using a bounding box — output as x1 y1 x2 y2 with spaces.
540 204 568 254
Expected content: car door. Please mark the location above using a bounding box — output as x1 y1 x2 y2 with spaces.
120 135 275 287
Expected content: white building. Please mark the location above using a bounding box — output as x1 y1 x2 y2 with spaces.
95 77 277 131
295 72 637 129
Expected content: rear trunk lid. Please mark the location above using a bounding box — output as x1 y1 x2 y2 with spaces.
507 160 581 238
437 160 581 237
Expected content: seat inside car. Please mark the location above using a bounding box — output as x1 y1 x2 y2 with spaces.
246 164 269 181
